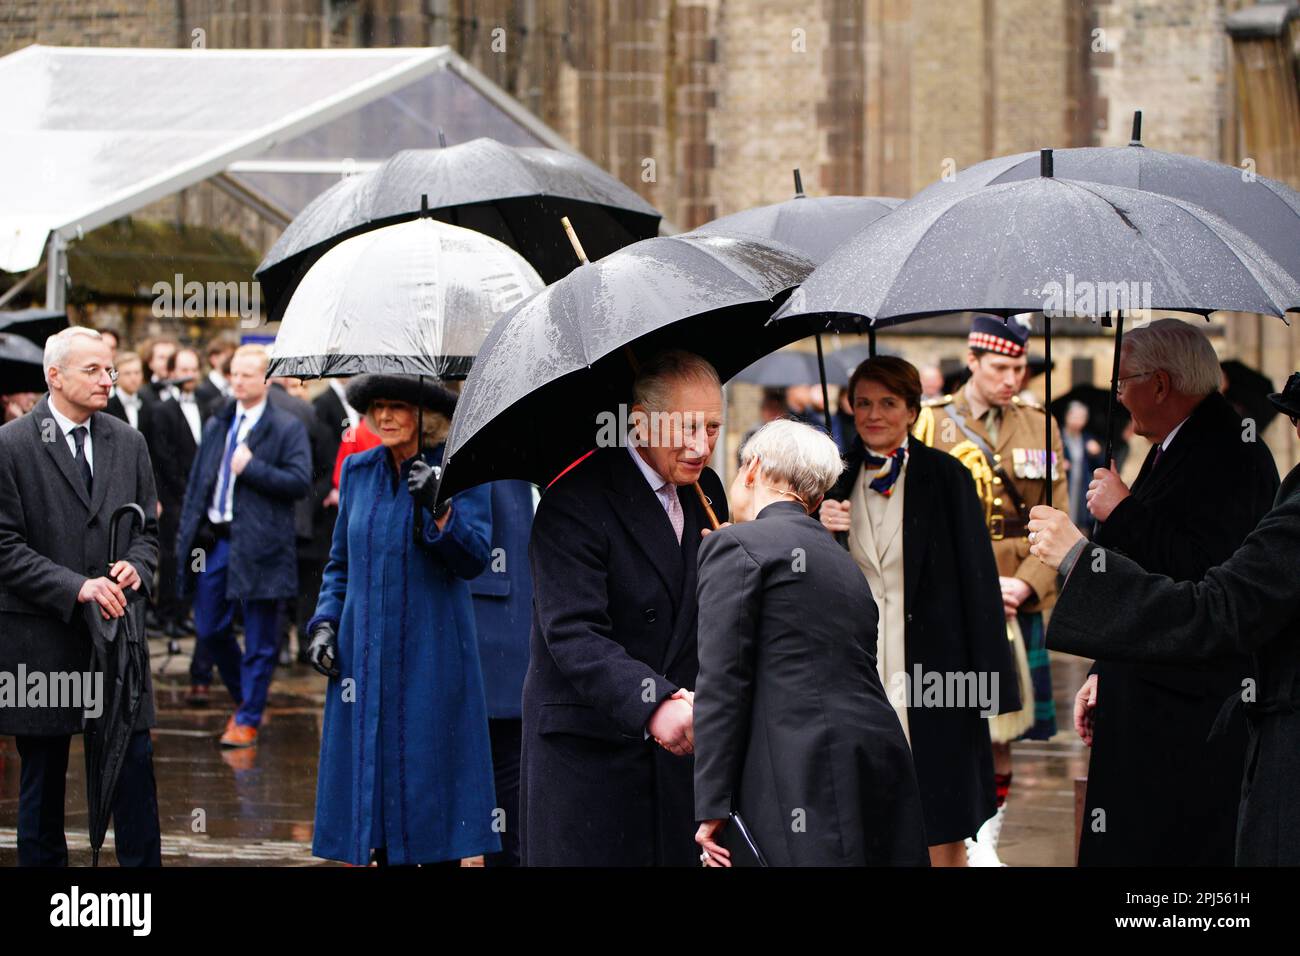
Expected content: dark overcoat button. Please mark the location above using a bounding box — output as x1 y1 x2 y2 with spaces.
643 608 657 624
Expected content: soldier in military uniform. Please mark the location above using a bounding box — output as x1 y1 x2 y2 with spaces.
913 314 1067 866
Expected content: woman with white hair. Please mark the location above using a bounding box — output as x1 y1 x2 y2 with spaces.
693 418 929 866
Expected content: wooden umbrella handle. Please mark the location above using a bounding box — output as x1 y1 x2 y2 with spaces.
692 481 721 530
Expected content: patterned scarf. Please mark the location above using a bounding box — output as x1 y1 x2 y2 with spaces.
864 445 906 497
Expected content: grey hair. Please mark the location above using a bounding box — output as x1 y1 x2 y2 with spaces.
738 419 845 505
1122 318 1221 396
632 350 721 411
43 326 104 377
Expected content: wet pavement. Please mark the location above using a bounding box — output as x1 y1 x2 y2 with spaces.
0 633 1092 867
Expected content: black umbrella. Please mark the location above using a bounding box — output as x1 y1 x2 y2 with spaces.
255 137 662 319
0 308 68 347
83 504 150 868
911 113 1300 282
911 112 1300 460
696 172 904 431
1220 359 1279 431
696 178 901 265
772 149 1300 505
435 231 816 505
0 331 48 393
731 349 821 387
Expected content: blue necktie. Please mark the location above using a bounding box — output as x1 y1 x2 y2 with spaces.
216 413 244 519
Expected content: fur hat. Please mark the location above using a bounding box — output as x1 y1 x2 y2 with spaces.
344 374 457 418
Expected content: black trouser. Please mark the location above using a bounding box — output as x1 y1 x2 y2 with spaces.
16 731 162 867
484 718 522 868
157 502 190 627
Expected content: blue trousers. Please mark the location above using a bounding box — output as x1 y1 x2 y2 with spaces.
192 537 281 728
16 731 161 866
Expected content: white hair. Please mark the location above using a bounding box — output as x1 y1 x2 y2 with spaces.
1122 319 1221 396
43 326 104 377
738 419 845 505
632 350 721 411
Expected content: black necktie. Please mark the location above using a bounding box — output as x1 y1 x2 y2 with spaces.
71 426 92 494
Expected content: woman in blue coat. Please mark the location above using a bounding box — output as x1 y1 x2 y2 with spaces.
306 374 497 866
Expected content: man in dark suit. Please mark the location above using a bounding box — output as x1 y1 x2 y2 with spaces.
194 334 238 418
153 347 209 648
1029 379 1300 864
175 345 311 748
0 327 162 866
1074 319 1279 865
471 479 536 867
139 337 178 405
521 350 728 866
104 351 156 441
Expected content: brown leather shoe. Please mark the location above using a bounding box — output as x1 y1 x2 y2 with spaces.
219 721 258 749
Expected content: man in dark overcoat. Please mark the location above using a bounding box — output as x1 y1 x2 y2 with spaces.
1030 373 1300 865
1076 320 1278 865
0 327 161 866
520 350 728 866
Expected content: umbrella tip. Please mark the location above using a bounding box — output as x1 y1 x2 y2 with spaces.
437 127 447 148
1040 148 1054 178
793 168 805 198
420 194 430 217
1129 110 1143 147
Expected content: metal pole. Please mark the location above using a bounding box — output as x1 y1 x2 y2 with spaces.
45 233 67 313
1044 313 1052 508
814 334 833 435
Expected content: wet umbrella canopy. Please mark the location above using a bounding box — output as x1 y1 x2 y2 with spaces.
732 349 822 387
910 134 1300 282
435 231 816 502
772 173 1300 329
255 137 662 319
696 193 901 265
267 217 544 380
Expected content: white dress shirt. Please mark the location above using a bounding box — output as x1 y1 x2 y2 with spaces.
207 398 267 524
178 393 203 445
48 401 93 474
115 388 143 430
329 378 360 430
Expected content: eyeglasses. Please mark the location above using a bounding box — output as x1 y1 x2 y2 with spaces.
67 364 118 384
1114 371 1152 394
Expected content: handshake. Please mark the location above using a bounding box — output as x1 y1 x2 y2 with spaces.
648 687 695 756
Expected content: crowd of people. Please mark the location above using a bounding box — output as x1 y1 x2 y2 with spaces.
1 313 1297 868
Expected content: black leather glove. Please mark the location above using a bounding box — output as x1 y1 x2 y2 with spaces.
307 621 340 680
407 459 450 520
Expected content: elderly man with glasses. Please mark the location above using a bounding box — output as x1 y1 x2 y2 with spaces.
1071 318 1279 867
0 326 163 866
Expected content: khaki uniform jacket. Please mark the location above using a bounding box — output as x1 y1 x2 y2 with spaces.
914 384 1067 613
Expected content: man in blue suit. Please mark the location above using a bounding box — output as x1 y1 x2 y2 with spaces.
176 344 311 748
469 480 536 867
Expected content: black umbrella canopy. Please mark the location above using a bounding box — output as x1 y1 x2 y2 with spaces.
436 231 816 501
910 141 1300 281
731 349 822 387
772 174 1300 330
0 331 48 393
255 138 662 319
696 195 902 264
0 308 69 347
